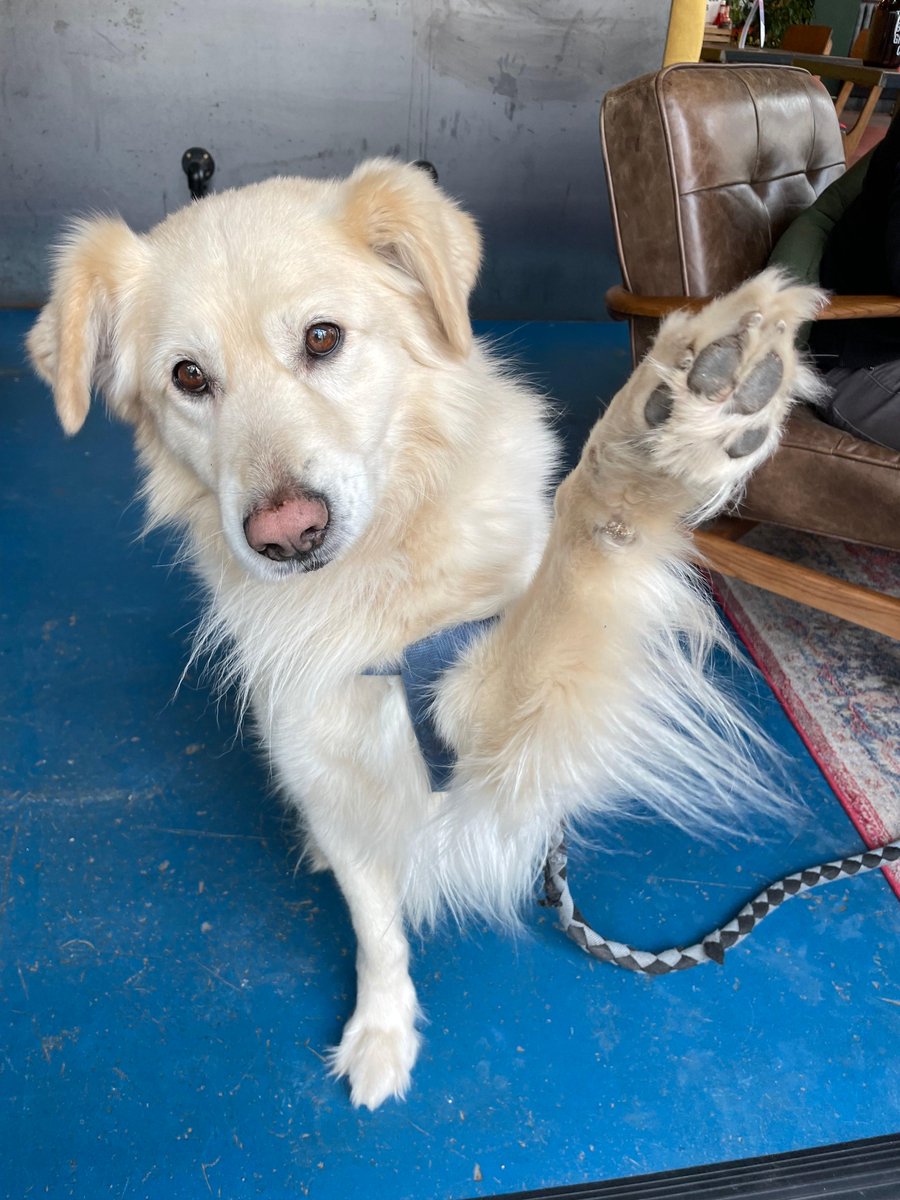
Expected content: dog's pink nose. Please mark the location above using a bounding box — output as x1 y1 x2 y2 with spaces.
243 493 330 561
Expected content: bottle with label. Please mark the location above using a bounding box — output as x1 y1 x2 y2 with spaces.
864 0 900 68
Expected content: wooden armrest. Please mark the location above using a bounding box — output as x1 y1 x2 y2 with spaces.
819 295 900 319
605 287 707 320
606 285 900 322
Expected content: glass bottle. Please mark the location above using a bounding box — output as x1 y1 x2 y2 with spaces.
864 0 900 68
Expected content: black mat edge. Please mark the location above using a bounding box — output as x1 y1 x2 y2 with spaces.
473 1132 900 1200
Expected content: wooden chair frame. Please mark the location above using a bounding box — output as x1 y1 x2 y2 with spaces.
781 24 834 57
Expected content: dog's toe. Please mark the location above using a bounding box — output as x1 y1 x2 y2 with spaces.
731 351 784 414
687 335 742 399
644 384 675 428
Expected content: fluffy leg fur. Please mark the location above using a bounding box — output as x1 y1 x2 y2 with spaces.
325 854 422 1109
264 677 432 1109
408 271 825 926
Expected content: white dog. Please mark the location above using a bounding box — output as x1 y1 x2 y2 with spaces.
28 159 821 1109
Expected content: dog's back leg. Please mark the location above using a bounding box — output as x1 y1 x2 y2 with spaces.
411 271 824 925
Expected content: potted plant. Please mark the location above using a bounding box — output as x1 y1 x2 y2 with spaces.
732 0 815 47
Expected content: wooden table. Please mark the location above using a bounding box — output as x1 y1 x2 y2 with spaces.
700 45 900 155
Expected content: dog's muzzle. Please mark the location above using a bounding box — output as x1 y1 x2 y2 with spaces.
243 488 330 565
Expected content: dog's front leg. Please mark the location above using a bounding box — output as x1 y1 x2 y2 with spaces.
413 272 824 925
268 680 425 1109
299 795 421 1108
324 849 422 1110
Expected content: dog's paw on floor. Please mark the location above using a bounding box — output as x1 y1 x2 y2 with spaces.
329 1018 422 1110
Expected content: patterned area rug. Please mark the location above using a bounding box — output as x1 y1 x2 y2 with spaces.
713 526 900 899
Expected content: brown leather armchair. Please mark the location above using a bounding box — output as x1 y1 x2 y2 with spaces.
601 62 900 639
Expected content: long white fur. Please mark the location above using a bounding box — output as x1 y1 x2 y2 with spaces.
27 160 823 1109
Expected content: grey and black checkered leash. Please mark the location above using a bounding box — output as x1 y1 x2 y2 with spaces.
542 833 900 974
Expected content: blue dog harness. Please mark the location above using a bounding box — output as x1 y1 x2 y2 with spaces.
364 617 498 791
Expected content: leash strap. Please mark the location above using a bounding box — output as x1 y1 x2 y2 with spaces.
542 833 900 974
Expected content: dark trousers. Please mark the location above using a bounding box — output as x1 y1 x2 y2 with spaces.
822 362 900 452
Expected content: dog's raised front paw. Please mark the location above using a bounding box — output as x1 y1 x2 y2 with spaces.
570 271 825 538
329 1015 422 1110
633 270 824 515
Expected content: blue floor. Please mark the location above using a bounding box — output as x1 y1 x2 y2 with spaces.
2 308 898 1199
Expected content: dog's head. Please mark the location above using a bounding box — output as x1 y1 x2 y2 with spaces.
28 159 482 580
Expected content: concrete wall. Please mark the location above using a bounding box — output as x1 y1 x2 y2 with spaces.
1 0 669 319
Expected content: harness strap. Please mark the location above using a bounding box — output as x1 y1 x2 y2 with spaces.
363 616 499 791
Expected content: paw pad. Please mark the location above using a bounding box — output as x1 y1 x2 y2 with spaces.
613 273 820 512
732 352 783 414
726 427 767 458
687 336 742 398
644 385 674 428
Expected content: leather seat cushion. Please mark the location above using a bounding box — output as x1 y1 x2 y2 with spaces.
740 406 900 549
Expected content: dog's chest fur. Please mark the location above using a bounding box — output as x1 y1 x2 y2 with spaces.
179 351 558 820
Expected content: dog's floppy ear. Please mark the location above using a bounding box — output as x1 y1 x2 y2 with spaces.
27 216 145 435
343 158 482 357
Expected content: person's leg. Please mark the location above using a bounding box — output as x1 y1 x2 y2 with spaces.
822 363 900 452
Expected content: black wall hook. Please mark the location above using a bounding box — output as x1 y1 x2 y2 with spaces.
412 160 438 184
182 147 215 200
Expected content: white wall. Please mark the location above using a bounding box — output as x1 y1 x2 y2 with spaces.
1 0 669 317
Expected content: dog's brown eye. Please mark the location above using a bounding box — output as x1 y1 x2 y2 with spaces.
173 360 209 395
305 323 341 358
